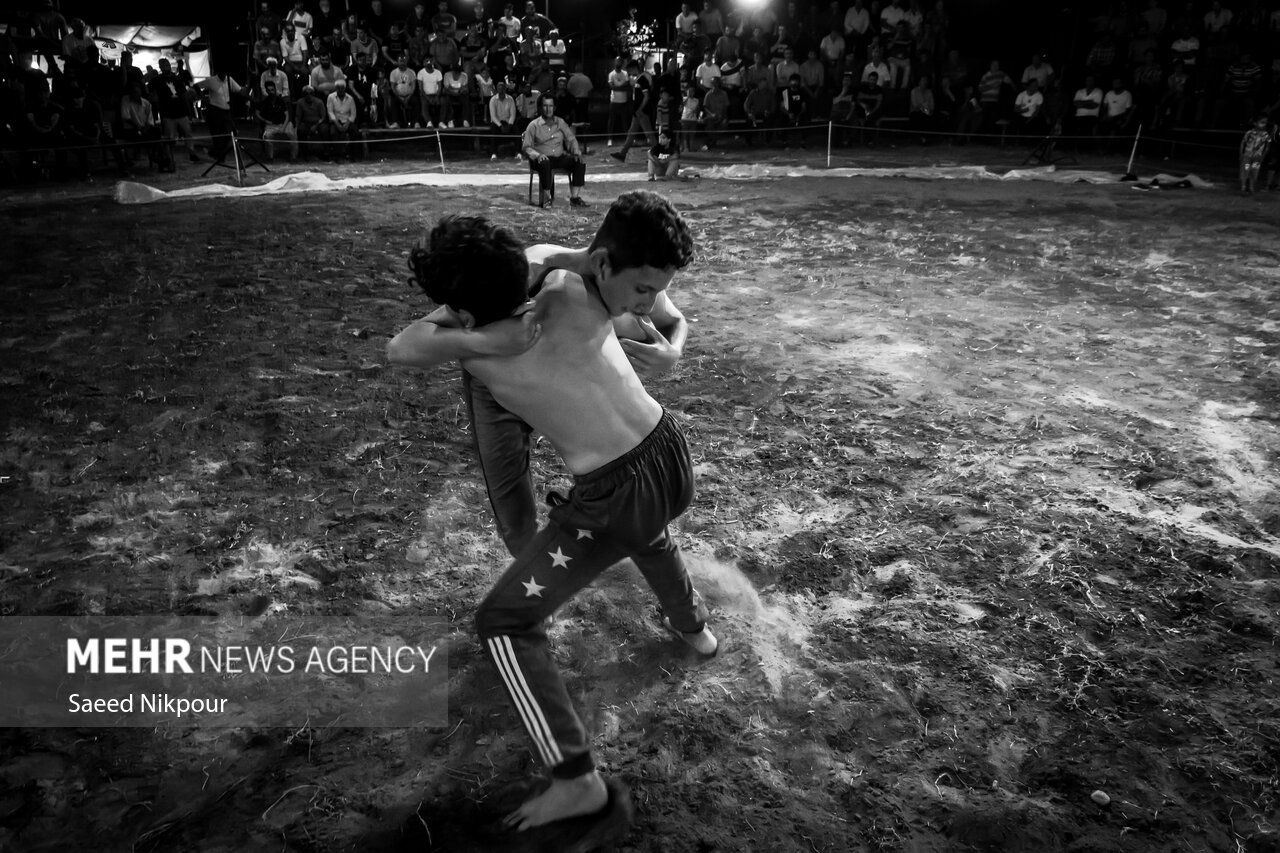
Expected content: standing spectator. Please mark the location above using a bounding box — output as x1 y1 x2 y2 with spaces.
31 0 68 75
387 55 418 128
714 19 742 65
523 92 586 207
829 75 857 144
676 3 700 37
611 60 655 162
295 85 328 157
193 68 248 163
978 59 1012 123
498 4 522 40
488 79 518 155
63 85 125 178
255 79 297 161
819 25 846 84
314 0 340 43
1132 50 1165 126
521 0 555 42
417 56 444 127
553 76 577 123
1219 53 1262 128
956 83 982 143
567 63 593 125
845 0 872 65
1239 114 1270 192
326 78 359 159
935 75 958 135
367 0 393 41
474 64 497 123
1203 1 1233 38
151 58 200 163
1142 0 1167 35
606 56 631 146
60 19 97 76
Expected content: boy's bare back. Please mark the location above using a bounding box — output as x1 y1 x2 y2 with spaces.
461 270 663 475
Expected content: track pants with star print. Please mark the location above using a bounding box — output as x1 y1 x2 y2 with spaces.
475 410 709 779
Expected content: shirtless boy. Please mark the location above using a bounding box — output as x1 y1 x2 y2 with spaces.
387 192 690 558
391 201 716 833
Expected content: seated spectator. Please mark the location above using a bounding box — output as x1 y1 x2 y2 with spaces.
856 71 885 143
417 57 443 127
775 47 801 90
349 26 381 68
909 75 936 143
255 26 284 74
744 52 775 98
119 81 174 172
695 50 721 96
1099 77 1135 150
514 80 541 126
367 0 393 41
441 64 472 127
326 78 360 159
488 80 518 155
286 0 314 40
700 75 730 149
861 46 890 86
407 24 432 69
346 53 378 126
526 58 555 100
1157 60 1191 129
936 77 958 135
498 3 522 40
255 79 298 161
647 126 681 180
1132 50 1165 127
295 85 329 158
544 29 568 70
522 92 587 208
382 22 410 66
280 23 310 84
1072 75 1103 140
957 83 983 143
1021 54 1054 90
819 25 846 82
387 55 419 128
1013 78 1045 135
433 0 459 40
886 21 914 89
310 54 347 99
800 49 826 103
261 56 292 99
256 1 284 42
554 76 578 124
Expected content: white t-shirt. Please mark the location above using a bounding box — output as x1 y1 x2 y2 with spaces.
1021 62 1053 88
695 61 721 89
1015 90 1043 117
608 69 630 103
499 14 521 39
675 11 699 34
417 66 443 95
1073 87 1102 117
844 7 870 35
1104 89 1133 116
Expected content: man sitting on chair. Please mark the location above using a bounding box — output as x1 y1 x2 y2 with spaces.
523 92 588 209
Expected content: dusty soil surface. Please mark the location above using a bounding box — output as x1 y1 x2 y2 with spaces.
1 163 1278 853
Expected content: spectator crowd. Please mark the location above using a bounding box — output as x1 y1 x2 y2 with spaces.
3 0 1280 182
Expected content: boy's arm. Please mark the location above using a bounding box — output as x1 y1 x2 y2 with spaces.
616 290 689 375
387 303 542 368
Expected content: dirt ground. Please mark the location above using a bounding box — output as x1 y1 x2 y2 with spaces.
1 157 1279 853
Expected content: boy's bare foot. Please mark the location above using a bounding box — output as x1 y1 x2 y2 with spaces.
503 770 608 831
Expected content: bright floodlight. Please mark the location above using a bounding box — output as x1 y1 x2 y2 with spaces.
735 0 771 10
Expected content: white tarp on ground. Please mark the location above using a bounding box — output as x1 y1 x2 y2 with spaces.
114 165 1212 205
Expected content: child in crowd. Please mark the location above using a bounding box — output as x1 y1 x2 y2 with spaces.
1240 114 1272 194
679 84 701 152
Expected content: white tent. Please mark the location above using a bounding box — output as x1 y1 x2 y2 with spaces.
93 24 210 79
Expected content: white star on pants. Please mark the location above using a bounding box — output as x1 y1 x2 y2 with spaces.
522 576 546 597
548 546 571 568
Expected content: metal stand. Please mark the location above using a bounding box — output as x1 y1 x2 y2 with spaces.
1023 123 1077 167
201 129 269 186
